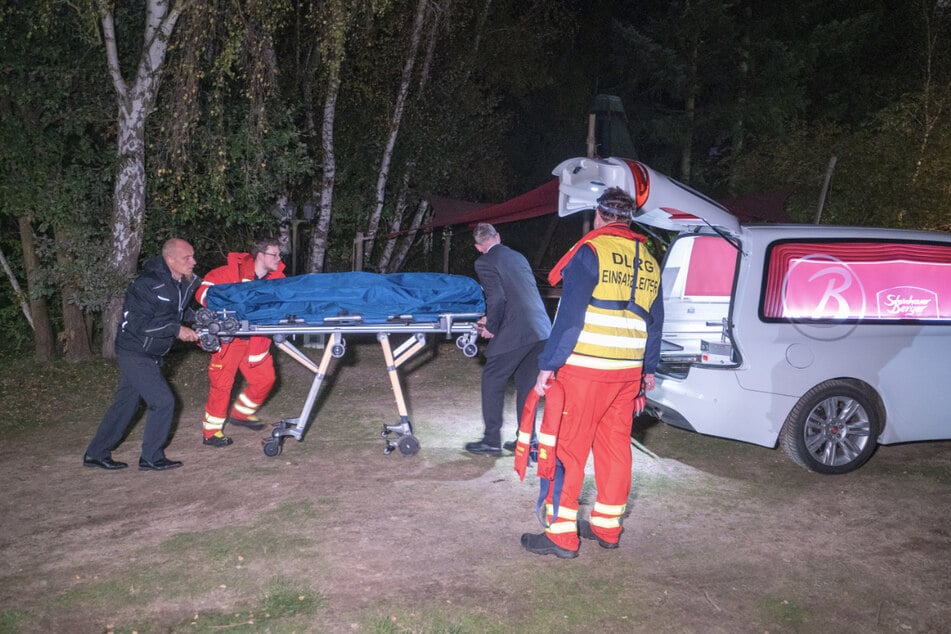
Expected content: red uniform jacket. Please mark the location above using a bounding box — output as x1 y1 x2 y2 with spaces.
196 252 285 358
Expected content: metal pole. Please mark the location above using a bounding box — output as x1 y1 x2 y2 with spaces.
583 113 597 235
587 113 597 158
442 228 451 274
291 221 298 276
353 232 364 271
813 156 837 224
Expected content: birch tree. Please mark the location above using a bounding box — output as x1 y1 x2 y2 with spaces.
98 0 190 358
911 0 950 186
376 2 442 273
302 0 391 273
387 200 431 273
307 0 349 274
362 0 430 268
376 169 413 273
0 249 29 326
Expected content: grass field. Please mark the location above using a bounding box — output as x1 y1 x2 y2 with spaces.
2 341 950 633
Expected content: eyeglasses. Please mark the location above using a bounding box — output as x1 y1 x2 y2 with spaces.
264 251 282 259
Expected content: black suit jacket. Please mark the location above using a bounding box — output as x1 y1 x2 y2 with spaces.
475 244 551 357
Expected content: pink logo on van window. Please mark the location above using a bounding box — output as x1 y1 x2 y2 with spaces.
782 255 867 319
877 286 939 318
781 256 950 320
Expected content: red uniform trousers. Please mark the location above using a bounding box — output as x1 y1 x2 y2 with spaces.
544 364 641 551
201 337 275 438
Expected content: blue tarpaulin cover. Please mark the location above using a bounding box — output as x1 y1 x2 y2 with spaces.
205 272 485 325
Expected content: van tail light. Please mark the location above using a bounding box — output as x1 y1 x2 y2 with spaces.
623 159 651 209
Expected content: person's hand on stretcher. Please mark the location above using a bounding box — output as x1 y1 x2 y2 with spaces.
477 316 494 339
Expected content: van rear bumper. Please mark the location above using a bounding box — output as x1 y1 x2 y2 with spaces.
648 368 793 448
646 402 696 432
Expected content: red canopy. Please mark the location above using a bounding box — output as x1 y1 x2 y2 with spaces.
428 179 560 229
427 179 790 230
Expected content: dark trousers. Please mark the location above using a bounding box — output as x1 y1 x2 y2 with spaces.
480 340 546 446
85 352 176 463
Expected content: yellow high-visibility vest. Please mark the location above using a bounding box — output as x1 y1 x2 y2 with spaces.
566 234 661 370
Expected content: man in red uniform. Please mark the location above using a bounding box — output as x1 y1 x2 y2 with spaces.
521 187 664 558
195 237 285 447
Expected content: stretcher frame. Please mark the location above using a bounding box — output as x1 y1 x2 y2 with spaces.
195 310 482 457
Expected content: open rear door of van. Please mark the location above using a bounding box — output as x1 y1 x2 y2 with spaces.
552 156 741 368
552 156 740 236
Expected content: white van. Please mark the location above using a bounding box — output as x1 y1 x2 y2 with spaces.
553 156 951 474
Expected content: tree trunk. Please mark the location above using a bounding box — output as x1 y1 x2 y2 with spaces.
415 3 440 96
309 56 342 274
363 0 430 268
911 1 947 186
102 106 149 358
680 40 698 182
389 199 430 273
55 233 93 361
0 246 31 328
98 0 184 358
16 217 54 361
459 0 491 87
60 287 93 361
728 5 751 196
374 2 440 273
377 166 413 273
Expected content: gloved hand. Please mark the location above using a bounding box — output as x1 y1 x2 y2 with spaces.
634 387 646 416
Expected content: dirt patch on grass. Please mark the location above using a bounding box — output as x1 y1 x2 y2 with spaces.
2 339 950 632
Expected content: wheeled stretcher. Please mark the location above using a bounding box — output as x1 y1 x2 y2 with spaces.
194 272 485 457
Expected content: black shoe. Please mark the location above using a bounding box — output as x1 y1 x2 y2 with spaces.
520 532 578 559
83 455 128 470
578 519 620 549
502 439 517 452
138 457 183 471
226 416 265 431
464 441 502 456
203 434 234 447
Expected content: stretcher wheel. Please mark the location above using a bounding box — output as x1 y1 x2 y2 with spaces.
262 437 283 457
331 343 346 358
397 435 420 456
198 333 220 353
220 317 240 335
455 334 467 349
463 343 478 358
195 307 216 327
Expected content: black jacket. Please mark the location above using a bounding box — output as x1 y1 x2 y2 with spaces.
115 256 200 358
474 243 551 357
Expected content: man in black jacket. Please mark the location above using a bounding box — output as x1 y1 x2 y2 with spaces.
465 223 551 456
83 238 201 471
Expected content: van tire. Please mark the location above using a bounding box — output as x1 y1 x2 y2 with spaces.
780 380 882 474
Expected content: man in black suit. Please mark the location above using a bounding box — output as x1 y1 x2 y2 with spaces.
465 223 552 456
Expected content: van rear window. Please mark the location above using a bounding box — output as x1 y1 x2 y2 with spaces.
762 240 951 321
684 237 736 297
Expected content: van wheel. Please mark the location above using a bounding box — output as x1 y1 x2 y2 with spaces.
780 380 882 474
